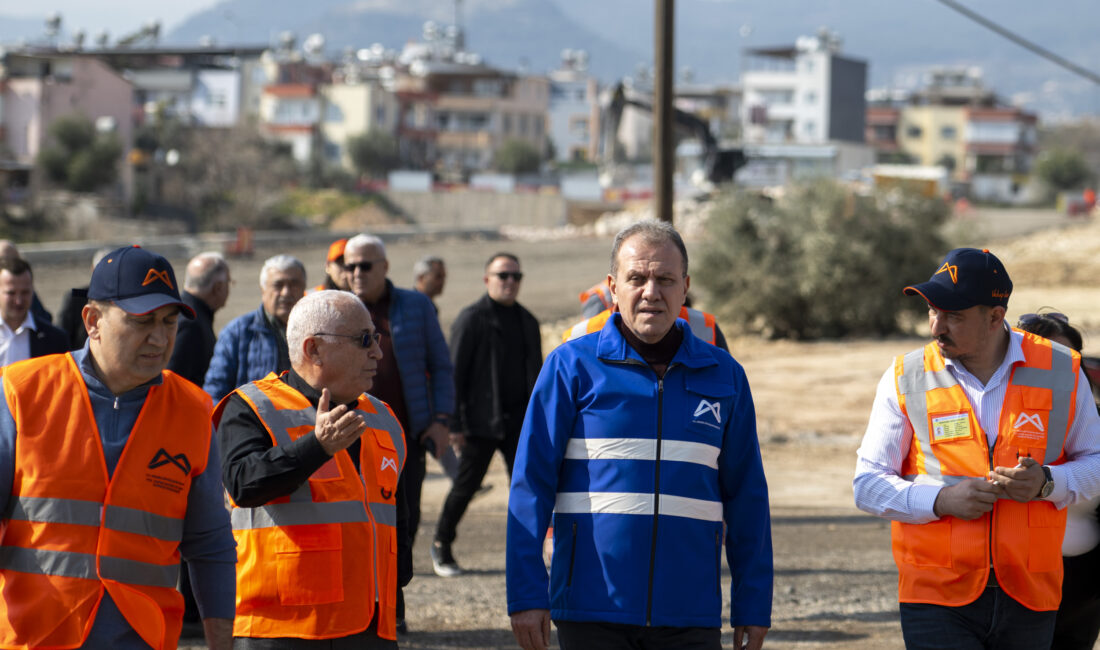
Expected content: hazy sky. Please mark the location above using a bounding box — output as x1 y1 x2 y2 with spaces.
0 0 218 40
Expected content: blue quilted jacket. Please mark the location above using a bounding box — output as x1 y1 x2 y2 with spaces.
203 306 280 402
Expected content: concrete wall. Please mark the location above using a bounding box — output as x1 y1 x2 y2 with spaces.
383 189 567 229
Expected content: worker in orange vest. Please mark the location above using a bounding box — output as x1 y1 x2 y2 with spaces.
855 248 1100 648
216 290 406 647
0 245 235 649
309 238 349 293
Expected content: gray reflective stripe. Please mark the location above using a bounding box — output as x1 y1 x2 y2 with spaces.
0 545 96 579
231 500 369 530
104 505 184 542
369 502 396 527
684 308 713 343
566 320 588 341
901 474 971 487
0 547 178 588
238 383 315 448
359 394 406 468
898 349 944 481
1011 344 1075 464
9 496 101 527
99 555 179 589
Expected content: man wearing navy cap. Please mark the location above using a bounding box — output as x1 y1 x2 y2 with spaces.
855 247 1100 648
0 246 235 649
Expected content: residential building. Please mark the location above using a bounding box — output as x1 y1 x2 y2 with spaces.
548 50 599 163
741 29 866 145
321 71 399 170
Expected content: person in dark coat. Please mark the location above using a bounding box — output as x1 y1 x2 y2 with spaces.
168 253 231 387
0 256 68 365
57 248 113 350
431 252 542 577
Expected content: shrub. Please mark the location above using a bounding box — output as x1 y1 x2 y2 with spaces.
694 180 950 339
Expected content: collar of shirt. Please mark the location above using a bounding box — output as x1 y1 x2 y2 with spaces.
942 325 1024 393
0 311 37 338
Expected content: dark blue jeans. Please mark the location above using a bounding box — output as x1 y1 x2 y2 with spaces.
899 586 1056 650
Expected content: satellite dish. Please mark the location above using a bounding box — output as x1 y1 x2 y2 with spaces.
303 33 325 56
278 31 296 52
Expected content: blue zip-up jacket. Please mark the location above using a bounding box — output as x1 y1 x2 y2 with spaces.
385 281 454 435
507 313 772 629
203 305 279 402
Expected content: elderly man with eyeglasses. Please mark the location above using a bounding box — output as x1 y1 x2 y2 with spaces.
342 233 453 633
216 290 407 647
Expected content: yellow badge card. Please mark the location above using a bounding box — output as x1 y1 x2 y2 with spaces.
931 413 971 443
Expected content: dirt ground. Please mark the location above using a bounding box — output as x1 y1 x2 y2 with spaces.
27 207 1100 649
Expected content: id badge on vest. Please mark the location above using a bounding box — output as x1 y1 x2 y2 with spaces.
929 412 973 444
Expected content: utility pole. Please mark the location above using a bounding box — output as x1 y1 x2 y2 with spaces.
653 0 674 223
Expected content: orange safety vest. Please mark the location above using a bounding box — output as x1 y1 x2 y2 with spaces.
217 374 406 641
892 330 1079 611
0 354 213 650
562 306 718 346
578 282 613 316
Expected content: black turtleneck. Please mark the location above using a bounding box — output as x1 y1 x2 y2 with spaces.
616 318 683 378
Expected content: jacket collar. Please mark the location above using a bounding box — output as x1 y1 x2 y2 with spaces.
596 312 718 370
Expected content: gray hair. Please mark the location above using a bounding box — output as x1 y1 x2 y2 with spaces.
609 220 688 277
286 290 367 365
184 252 229 292
413 255 444 279
345 233 387 259
259 254 306 289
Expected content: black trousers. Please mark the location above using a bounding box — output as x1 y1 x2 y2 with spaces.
554 620 721 650
233 612 396 649
1053 543 1100 650
435 434 518 544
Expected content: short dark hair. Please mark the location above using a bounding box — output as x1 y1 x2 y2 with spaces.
0 257 32 278
610 220 688 277
1017 312 1083 352
485 252 520 269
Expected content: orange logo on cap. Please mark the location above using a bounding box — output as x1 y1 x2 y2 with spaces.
934 262 958 284
142 268 173 289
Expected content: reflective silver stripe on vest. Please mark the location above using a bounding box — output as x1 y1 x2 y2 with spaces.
684 308 713 343
901 474 970 487
0 546 96 579
369 502 396 527
8 497 183 542
1010 343 1075 464
239 383 322 505
231 500 370 530
104 505 184 542
360 394 406 470
0 546 179 588
9 496 101 527
567 320 589 341
99 555 179 588
897 349 945 481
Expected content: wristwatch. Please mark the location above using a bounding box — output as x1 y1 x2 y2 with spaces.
1037 465 1054 499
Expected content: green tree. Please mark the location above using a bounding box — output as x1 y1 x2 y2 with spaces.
37 115 122 192
1035 148 1093 191
694 180 949 339
492 138 542 174
347 130 400 178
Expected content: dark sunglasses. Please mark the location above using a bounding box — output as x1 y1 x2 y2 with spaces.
1018 312 1068 326
315 331 382 348
493 271 523 281
344 260 381 273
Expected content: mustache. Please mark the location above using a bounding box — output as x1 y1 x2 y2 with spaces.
936 335 954 347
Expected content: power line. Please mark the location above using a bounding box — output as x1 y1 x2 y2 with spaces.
933 0 1100 86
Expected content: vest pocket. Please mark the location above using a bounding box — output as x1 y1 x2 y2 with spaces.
897 519 953 568
275 525 344 606
1026 501 1065 573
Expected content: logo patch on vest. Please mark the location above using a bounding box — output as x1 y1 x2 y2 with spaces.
931 413 971 443
146 448 191 493
1012 412 1046 440
381 457 398 474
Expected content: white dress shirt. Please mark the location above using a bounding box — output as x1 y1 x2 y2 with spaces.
0 313 35 367
854 328 1100 524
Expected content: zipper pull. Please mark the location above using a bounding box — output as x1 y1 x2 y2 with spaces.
113 396 120 410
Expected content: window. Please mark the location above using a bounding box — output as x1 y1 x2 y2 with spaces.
804 91 816 105
940 126 957 140
906 125 923 139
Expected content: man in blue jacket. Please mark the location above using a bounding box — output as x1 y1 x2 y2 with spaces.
507 221 772 650
203 254 306 401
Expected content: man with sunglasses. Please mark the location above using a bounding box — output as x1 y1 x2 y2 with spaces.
855 248 1100 649
215 290 407 647
342 233 453 631
431 253 542 577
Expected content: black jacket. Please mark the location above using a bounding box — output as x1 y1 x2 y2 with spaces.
29 318 69 358
450 294 542 440
168 292 217 387
57 287 89 350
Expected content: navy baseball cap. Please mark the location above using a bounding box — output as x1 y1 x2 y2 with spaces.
88 246 195 318
904 247 1012 311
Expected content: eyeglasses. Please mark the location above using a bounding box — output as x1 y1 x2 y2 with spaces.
314 331 382 348
493 271 524 282
1018 312 1068 326
344 260 383 273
